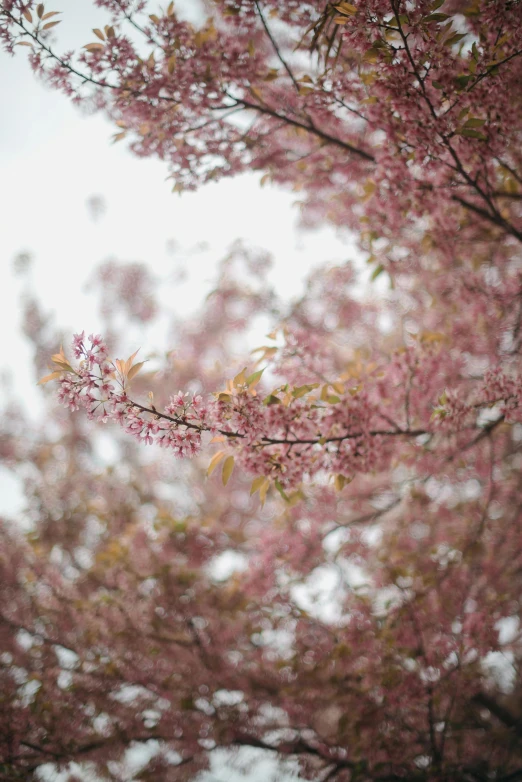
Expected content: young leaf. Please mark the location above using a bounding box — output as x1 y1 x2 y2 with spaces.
38 371 63 385
445 33 466 46
292 384 316 399
246 369 264 388
51 347 73 373
207 451 225 477
334 3 357 14
334 474 347 491
233 367 247 387
222 455 235 486
463 117 486 128
423 12 450 21
274 479 289 502
127 361 146 381
250 476 267 496
51 346 67 364
459 128 487 140
371 264 385 281
258 478 270 506
264 394 282 406
326 395 341 404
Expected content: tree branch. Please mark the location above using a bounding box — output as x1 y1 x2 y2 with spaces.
254 0 300 91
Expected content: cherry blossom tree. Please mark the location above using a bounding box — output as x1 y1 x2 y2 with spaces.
1 0 522 780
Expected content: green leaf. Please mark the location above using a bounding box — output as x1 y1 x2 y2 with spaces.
371 263 385 281
454 74 472 89
463 117 486 128
459 128 487 140
292 383 318 399
326 395 341 404
422 12 450 22
246 368 264 388
274 479 289 502
445 33 466 46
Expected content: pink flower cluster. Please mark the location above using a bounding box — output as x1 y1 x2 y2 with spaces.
56 334 207 458
481 367 522 422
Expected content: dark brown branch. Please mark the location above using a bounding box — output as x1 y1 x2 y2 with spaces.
232 733 355 770
128 396 427 447
3 9 115 89
229 94 375 162
472 693 522 737
254 0 300 91
451 194 522 243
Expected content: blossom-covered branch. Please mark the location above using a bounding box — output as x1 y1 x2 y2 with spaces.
44 333 522 496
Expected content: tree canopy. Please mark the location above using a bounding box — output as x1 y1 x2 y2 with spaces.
1 1 522 780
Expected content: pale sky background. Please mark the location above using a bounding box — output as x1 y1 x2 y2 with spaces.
0 3 359 780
